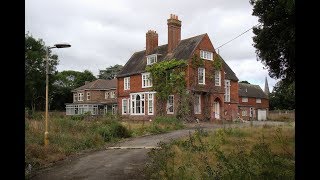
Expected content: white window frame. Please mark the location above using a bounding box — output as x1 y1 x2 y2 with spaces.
87 92 90 100
167 95 174 114
147 54 157 65
122 99 128 115
148 93 154 115
194 94 201 114
215 71 221 86
224 80 231 102
73 94 77 102
78 93 84 101
124 77 130 90
242 97 248 102
110 91 115 98
256 98 261 103
105 92 110 99
130 93 145 115
198 68 205 85
142 73 152 88
200 50 213 60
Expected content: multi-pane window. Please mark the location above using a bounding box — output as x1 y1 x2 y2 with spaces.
242 97 248 102
194 94 201 114
110 91 115 98
224 80 231 102
256 98 261 103
105 92 110 99
148 93 154 115
167 95 174 114
87 92 90 100
142 73 152 88
124 77 130 90
200 50 213 60
73 94 77 102
215 71 221 86
122 99 128 114
131 93 145 115
198 68 205 84
78 93 84 101
147 54 157 65
112 104 117 115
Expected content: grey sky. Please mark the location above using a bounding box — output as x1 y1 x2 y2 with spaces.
25 0 279 91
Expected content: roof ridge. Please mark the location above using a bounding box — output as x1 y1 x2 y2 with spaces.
155 33 206 47
89 79 99 89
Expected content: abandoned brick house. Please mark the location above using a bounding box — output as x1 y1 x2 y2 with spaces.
116 14 248 121
65 14 269 121
65 79 118 115
238 78 269 121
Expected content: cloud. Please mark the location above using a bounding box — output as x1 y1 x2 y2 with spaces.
26 0 279 90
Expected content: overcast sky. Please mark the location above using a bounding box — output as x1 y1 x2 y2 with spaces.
26 0 279 91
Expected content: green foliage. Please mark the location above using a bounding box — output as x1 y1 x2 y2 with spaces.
250 0 295 82
239 80 250 84
145 126 295 179
25 114 131 172
270 80 295 110
98 64 123 79
51 70 97 110
213 54 223 70
25 33 59 111
146 59 188 117
96 120 131 142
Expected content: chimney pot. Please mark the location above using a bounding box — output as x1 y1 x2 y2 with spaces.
146 29 158 55
167 14 182 53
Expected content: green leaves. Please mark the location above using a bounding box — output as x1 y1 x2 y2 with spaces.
250 0 295 83
98 64 123 79
146 59 187 101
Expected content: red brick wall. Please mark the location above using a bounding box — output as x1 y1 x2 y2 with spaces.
238 97 269 120
230 80 239 103
186 34 225 94
73 90 116 103
239 97 269 109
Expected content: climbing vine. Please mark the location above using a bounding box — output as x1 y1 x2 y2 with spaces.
213 54 223 70
146 59 191 119
146 53 223 121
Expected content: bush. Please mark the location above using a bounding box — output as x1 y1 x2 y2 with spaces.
96 120 131 142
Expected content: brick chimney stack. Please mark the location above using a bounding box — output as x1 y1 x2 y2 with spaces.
167 14 181 53
146 30 158 55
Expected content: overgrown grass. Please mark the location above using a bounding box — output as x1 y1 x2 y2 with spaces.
121 116 185 137
25 114 130 175
145 124 295 179
25 113 185 177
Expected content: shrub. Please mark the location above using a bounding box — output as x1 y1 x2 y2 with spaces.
96 120 131 142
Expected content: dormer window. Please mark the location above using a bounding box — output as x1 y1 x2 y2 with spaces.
147 54 157 65
200 50 213 60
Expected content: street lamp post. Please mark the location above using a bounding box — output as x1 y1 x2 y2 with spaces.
44 43 71 146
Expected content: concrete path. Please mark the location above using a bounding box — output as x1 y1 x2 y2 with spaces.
30 121 289 180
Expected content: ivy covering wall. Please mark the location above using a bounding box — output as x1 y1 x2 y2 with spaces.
146 53 223 121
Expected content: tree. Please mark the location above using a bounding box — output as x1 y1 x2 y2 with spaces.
25 33 59 111
51 70 97 110
98 64 123 79
239 80 250 84
269 80 295 110
250 0 295 83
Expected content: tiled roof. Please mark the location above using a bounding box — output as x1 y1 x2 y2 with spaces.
72 79 117 92
220 55 239 81
117 34 206 77
239 83 268 99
